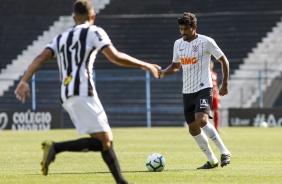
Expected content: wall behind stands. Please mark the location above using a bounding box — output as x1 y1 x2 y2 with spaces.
0 109 62 131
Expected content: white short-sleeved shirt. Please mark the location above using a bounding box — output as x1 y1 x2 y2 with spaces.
172 34 224 94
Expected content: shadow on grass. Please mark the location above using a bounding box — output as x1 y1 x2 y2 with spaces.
28 168 197 175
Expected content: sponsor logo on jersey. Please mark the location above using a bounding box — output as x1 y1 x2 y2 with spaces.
180 57 197 65
200 99 209 108
64 75 72 86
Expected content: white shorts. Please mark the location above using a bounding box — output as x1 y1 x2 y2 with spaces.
62 95 112 137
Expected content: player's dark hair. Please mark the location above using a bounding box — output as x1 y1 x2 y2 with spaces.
178 12 197 27
73 0 94 16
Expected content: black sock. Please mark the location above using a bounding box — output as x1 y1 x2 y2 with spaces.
54 138 103 153
101 143 128 184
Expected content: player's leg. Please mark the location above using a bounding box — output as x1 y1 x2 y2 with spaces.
71 96 127 183
192 112 218 169
183 93 218 169
41 96 106 176
201 121 231 167
50 96 106 152
41 136 105 175
42 132 128 183
85 95 128 184
196 89 231 167
41 140 56 175
90 132 128 184
53 137 104 152
41 96 128 183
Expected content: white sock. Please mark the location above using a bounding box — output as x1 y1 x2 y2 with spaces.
193 131 218 163
202 122 231 155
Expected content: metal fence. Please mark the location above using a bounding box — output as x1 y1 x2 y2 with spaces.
29 69 184 127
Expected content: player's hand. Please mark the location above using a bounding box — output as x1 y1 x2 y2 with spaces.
158 70 165 79
14 81 31 104
142 64 161 79
219 83 228 96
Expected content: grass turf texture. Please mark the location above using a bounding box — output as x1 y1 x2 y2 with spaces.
0 127 281 184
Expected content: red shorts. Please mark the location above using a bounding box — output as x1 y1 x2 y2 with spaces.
212 96 220 110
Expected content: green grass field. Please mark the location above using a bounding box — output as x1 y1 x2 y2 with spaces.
0 127 281 184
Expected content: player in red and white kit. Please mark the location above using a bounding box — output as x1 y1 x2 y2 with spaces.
210 60 220 132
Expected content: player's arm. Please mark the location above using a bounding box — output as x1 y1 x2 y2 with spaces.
158 62 181 79
15 48 53 103
217 55 230 96
158 40 181 79
102 45 161 78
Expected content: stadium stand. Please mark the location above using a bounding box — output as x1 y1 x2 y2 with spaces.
1 0 282 127
0 0 72 70
222 19 282 108
96 0 282 71
92 0 282 114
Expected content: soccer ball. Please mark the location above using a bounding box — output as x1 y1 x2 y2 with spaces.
146 153 166 172
259 121 268 128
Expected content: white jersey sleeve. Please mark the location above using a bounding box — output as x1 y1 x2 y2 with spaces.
172 40 181 63
46 35 61 59
88 26 112 50
206 37 224 60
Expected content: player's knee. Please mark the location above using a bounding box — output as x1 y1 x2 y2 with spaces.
195 113 208 127
102 140 112 151
188 122 201 136
197 119 207 126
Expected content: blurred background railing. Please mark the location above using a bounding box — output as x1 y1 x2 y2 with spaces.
1 68 281 128
0 69 184 127
1 0 282 129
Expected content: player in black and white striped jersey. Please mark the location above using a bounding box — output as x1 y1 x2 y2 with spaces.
15 0 160 183
159 12 231 169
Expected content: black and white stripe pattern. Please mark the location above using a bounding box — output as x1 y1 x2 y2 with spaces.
172 34 224 94
46 23 111 102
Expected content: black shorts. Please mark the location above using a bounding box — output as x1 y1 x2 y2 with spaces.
183 88 213 124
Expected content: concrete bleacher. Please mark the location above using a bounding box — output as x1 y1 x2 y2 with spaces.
221 18 282 109
0 0 110 71
0 0 72 97
0 0 72 70
95 0 282 116
99 0 282 14
0 0 111 96
95 0 282 74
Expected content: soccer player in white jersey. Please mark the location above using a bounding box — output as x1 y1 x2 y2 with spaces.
14 0 160 183
158 12 231 169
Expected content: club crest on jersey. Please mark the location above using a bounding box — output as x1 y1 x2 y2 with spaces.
200 99 209 108
192 44 199 52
